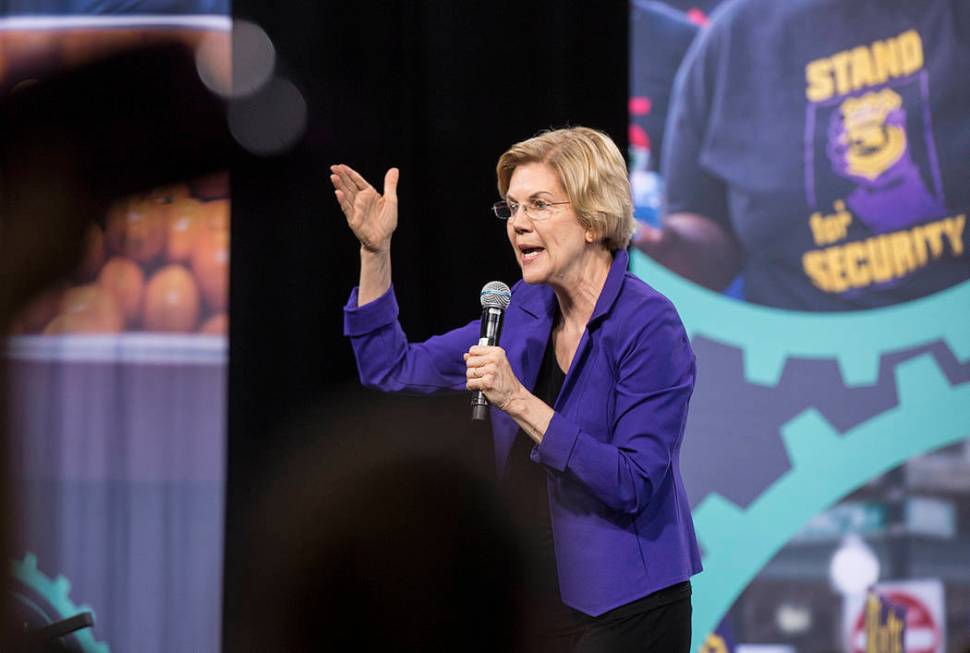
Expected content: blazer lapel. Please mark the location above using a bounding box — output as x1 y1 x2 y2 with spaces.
491 283 556 477
504 283 556 389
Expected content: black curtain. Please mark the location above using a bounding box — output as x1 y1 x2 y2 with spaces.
225 0 627 644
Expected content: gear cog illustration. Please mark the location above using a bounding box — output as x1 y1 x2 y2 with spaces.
690 354 970 647
630 251 970 386
10 553 111 653
629 251 970 650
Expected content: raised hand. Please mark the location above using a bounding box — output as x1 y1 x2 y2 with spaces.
330 164 399 254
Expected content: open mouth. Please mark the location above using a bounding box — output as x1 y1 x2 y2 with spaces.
520 246 544 260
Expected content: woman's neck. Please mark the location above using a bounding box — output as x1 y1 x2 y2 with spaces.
549 246 613 331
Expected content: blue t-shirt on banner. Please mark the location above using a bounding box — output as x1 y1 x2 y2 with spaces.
663 0 970 310
0 0 228 15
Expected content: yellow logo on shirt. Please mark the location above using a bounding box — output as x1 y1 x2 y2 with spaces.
802 210 965 293
836 89 906 181
805 29 923 102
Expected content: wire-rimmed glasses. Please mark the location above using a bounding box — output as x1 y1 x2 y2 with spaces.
492 199 570 221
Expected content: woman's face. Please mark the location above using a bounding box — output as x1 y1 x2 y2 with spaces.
506 162 592 286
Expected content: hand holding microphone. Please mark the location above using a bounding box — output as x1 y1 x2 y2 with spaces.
467 281 513 420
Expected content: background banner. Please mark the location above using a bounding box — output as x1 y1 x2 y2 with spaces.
630 2 970 651
2 7 230 651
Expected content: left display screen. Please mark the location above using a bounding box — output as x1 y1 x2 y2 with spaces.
3 12 230 653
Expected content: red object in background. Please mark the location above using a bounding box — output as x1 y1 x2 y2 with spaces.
629 96 652 115
686 8 709 26
629 96 653 150
629 124 651 150
852 590 941 653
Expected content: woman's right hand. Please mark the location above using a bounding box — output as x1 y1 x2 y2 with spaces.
329 164 399 254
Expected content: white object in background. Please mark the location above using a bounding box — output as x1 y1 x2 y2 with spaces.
905 496 956 538
775 601 813 635
830 534 881 595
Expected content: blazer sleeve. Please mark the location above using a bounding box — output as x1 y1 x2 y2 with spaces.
343 284 478 394
530 300 695 515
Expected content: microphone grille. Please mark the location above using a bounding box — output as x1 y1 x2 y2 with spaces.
480 281 511 310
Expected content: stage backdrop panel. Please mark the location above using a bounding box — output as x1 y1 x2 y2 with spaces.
630 1 970 651
3 8 230 652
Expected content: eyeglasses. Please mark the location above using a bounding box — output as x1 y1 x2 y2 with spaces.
492 199 571 221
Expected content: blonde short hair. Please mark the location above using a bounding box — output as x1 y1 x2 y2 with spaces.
496 126 635 251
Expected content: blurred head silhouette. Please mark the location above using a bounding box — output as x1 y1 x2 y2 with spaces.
231 390 528 652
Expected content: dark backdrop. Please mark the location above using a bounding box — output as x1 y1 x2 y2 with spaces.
225 1 627 644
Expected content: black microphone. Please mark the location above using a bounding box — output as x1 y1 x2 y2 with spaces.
471 281 511 421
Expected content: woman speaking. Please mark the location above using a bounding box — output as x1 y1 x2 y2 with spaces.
332 127 701 652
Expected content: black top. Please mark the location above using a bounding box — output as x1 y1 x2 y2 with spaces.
502 331 569 631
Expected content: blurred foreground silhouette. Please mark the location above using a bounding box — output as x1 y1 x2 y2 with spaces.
230 390 529 652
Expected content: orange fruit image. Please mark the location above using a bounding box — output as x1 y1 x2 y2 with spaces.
143 265 200 332
97 257 145 327
203 199 230 232
165 197 206 263
45 284 124 334
106 195 168 263
199 312 228 335
191 206 229 313
75 224 105 280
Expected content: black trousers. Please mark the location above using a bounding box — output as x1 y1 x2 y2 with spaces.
532 582 692 653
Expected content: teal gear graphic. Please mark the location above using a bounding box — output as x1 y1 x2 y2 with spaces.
10 553 111 653
629 251 970 651
631 250 970 386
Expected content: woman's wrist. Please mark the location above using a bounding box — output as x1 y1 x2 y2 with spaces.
358 245 392 306
501 383 530 418
504 384 554 444
360 242 390 258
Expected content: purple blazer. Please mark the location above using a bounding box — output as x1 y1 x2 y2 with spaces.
343 249 702 616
